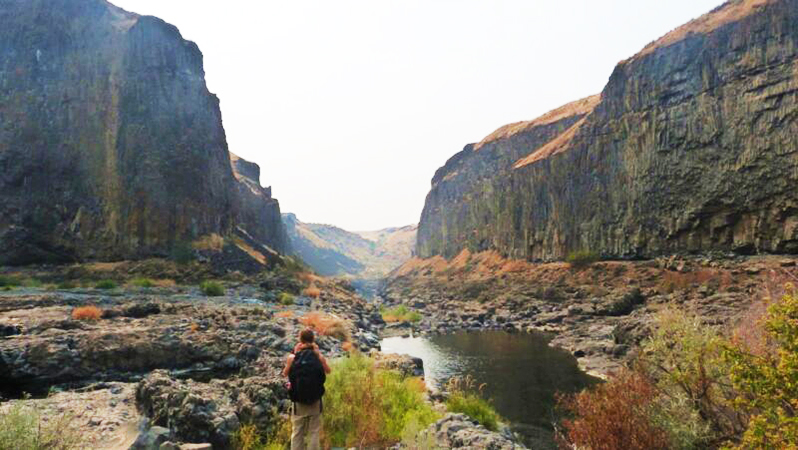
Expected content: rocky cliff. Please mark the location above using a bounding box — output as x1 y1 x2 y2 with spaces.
230 153 288 254
0 0 286 264
418 0 798 261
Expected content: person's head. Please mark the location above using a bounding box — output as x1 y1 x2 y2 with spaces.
299 328 315 344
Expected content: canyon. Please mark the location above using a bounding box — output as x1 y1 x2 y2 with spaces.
3 0 798 448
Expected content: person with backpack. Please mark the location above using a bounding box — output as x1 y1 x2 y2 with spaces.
282 328 331 450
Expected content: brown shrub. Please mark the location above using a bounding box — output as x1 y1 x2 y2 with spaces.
557 369 669 450
71 305 102 321
275 310 294 319
299 312 350 341
303 284 321 299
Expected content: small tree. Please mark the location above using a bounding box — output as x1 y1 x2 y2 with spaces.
723 287 798 448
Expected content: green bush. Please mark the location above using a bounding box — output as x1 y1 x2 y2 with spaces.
323 353 440 448
638 309 740 447
57 280 77 290
0 275 22 288
201 281 225 297
381 305 422 323
723 289 798 448
566 250 600 269
131 278 155 288
278 292 295 306
445 379 501 432
94 279 117 290
0 402 83 449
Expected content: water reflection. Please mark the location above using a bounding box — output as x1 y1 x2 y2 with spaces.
381 330 598 448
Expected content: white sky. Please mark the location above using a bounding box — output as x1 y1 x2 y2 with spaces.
112 0 723 231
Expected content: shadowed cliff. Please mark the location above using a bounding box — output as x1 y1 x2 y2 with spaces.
0 0 286 264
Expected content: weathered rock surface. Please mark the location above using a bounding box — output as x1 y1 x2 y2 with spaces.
402 413 524 449
135 370 285 449
0 0 286 265
0 275 382 396
230 153 288 255
418 0 798 261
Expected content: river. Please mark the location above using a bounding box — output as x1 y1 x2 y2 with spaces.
381 330 598 448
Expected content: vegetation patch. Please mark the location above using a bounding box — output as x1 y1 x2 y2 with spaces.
322 353 440 448
299 312 350 341
131 278 155 288
0 275 23 288
278 292 295 306
566 250 600 269
0 402 83 450
559 289 798 449
381 305 422 323
57 280 77 290
94 279 117 290
72 305 102 321
302 284 321 299
200 280 225 297
445 376 501 432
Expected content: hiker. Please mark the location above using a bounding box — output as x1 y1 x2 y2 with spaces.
283 328 331 450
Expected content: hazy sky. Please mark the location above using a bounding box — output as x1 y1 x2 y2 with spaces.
112 0 723 231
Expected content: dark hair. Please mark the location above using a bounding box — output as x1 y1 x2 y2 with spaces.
300 328 315 344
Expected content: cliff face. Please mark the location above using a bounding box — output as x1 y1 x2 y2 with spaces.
230 153 288 254
0 0 285 264
418 0 798 261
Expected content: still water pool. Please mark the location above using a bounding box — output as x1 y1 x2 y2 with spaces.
381 330 598 448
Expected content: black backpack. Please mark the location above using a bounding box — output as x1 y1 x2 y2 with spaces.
289 349 326 404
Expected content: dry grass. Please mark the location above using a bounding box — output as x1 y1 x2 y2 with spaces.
83 262 124 272
475 95 600 151
232 237 267 265
342 341 355 352
303 284 321 299
299 312 350 341
631 0 771 62
514 116 588 169
192 233 225 252
72 305 102 321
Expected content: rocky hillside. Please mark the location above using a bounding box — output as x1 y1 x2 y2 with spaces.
418 0 798 261
283 213 416 278
0 0 286 265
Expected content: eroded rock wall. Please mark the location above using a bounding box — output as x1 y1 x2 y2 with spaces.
0 0 272 264
418 0 798 260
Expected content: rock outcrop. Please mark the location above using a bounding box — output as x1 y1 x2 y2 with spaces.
402 414 524 450
0 0 286 265
230 153 288 254
418 0 798 261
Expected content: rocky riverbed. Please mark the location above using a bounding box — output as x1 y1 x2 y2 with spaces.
0 262 521 449
382 252 798 378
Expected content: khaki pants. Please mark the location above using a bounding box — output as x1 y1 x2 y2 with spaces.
291 413 321 450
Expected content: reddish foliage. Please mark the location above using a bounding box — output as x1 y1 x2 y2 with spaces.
558 370 669 450
71 305 102 321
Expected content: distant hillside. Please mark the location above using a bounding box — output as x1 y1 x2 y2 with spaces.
282 213 416 279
